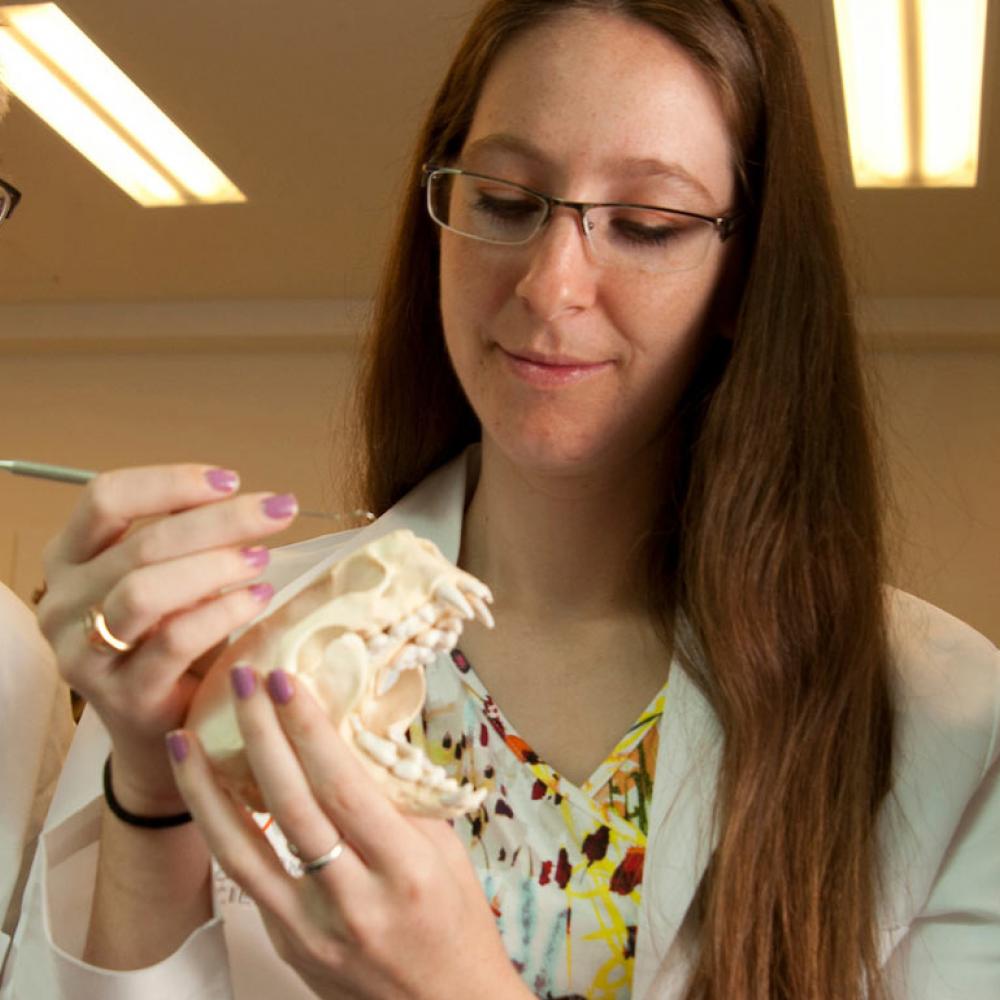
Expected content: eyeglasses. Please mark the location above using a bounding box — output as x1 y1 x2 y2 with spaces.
422 165 740 274
0 179 21 227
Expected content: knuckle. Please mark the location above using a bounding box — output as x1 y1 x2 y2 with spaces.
34 598 61 640
323 780 365 823
153 618 199 661
129 522 169 568
397 867 431 908
84 473 120 521
339 902 382 948
115 574 156 621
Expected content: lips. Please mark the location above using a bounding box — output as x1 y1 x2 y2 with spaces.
498 345 613 387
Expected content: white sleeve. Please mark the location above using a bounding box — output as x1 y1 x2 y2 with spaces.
0 799 233 1000
0 585 74 939
885 752 1000 1000
884 619 1000 1000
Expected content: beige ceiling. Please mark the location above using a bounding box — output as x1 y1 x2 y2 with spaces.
0 0 997 305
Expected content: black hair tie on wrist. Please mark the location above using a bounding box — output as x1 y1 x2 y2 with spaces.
102 754 193 829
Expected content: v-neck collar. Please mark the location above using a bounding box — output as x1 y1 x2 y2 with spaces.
445 647 671 825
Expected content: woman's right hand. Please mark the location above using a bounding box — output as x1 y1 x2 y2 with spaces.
35 464 299 817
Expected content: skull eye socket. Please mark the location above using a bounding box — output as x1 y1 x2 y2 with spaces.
337 552 388 593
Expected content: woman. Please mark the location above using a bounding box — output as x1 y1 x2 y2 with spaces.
3 2 998 998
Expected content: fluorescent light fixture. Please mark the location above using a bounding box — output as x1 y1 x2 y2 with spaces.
832 0 988 188
0 3 245 205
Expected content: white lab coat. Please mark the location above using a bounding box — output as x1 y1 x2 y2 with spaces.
2 452 998 999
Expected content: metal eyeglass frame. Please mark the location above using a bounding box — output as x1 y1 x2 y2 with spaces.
0 178 21 226
421 164 742 253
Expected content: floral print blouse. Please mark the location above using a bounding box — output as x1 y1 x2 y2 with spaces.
410 649 667 1000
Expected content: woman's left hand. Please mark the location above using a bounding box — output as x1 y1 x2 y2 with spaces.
167 666 529 1000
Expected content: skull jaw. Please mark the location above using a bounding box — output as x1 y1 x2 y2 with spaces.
185 529 494 820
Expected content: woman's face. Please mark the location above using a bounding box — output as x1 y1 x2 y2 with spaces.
439 10 739 479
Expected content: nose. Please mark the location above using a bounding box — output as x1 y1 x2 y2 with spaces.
514 207 599 321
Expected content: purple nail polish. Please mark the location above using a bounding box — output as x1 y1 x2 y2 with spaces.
262 493 298 519
241 546 270 569
267 669 294 705
206 468 239 493
231 665 256 700
166 731 189 763
250 582 274 603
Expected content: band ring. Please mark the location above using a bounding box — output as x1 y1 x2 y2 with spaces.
300 839 345 875
85 605 134 655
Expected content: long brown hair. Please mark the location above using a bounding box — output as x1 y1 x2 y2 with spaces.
353 2 894 997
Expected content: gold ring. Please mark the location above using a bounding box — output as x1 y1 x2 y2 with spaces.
85 606 134 655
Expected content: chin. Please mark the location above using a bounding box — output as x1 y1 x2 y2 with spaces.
485 419 647 480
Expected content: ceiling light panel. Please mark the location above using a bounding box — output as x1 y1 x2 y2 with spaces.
833 0 988 188
0 3 246 206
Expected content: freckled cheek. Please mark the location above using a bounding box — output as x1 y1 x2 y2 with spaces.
440 239 520 340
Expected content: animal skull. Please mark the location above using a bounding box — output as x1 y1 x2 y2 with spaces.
185 529 492 818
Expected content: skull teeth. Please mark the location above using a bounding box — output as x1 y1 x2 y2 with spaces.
417 604 438 625
352 719 483 808
389 614 425 640
391 756 423 781
467 594 494 628
351 719 399 765
434 582 474 620
461 577 494 603
366 633 393 656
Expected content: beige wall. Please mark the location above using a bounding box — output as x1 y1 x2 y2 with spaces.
0 332 361 603
1 307 997 645
868 346 1000 643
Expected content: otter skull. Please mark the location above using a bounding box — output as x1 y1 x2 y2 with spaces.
185 529 492 818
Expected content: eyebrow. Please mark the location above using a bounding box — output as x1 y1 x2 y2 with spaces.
462 132 715 204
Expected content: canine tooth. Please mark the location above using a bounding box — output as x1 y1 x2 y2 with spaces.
467 594 494 628
391 757 423 782
434 582 474 620
461 577 494 603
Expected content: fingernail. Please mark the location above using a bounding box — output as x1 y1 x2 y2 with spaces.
241 545 270 569
231 664 256 700
267 669 294 705
262 493 298 519
166 731 189 764
206 468 239 493
250 582 274 603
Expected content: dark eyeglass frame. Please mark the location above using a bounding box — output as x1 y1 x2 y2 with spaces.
421 164 742 243
0 178 21 225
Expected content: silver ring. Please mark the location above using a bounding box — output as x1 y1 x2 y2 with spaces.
300 839 345 875
84 605 134 655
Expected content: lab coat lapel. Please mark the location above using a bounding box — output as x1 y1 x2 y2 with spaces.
634 656 722 998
